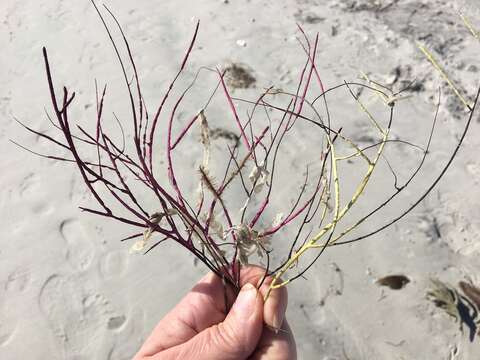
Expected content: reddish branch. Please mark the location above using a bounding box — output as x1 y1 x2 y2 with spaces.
15 2 478 292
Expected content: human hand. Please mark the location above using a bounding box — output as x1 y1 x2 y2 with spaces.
133 266 296 359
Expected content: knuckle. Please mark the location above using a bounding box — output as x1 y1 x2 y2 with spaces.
211 322 247 357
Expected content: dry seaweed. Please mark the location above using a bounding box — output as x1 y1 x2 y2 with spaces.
210 127 240 147
224 63 256 89
427 279 463 329
459 281 480 310
427 279 478 341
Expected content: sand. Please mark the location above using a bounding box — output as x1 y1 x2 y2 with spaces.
1 0 480 359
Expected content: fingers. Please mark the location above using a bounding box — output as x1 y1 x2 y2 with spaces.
134 272 227 357
157 283 264 360
237 266 295 360
236 266 289 330
250 319 297 360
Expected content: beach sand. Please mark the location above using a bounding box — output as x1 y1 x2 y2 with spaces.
2 0 480 358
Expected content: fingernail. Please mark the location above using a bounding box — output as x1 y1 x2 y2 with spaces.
272 313 284 332
232 283 257 321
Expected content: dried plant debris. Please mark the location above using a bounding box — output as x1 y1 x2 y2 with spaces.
224 63 256 89
427 279 479 341
16 2 480 300
294 10 325 24
130 210 176 253
199 110 211 168
376 275 410 290
249 162 270 194
338 0 397 13
382 65 425 93
225 223 271 265
427 279 461 324
417 215 442 242
210 128 240 147
459 281 480 313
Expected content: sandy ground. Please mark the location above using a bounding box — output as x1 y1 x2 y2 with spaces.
2 0 480 359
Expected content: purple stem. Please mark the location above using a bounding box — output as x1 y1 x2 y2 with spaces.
217 69 251 151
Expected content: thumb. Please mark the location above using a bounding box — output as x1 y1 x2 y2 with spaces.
162 283 264 360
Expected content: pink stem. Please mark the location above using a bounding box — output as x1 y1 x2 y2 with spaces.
217 69 251 151
148 21 200 172
171 113 200 150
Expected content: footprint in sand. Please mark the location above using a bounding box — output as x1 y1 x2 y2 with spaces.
107 307 145 360
0 298 17 348
0 290 17 347
60 219 95 272
31 201 54 216
99 250 128 279
0 320 16 348
5 267 31 293
39 274 126 359
0 267 31 348
18 173 40 198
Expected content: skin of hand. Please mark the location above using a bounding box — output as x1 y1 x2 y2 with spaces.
133 266 296 360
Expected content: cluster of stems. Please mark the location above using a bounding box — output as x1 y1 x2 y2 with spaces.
16 3 479 296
